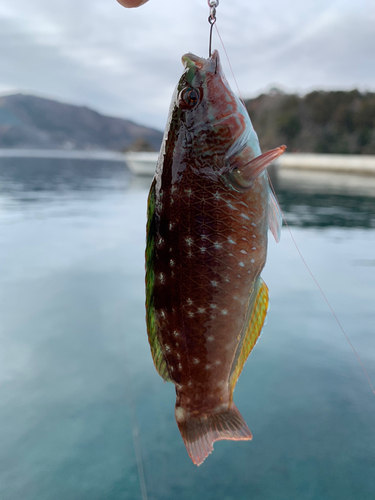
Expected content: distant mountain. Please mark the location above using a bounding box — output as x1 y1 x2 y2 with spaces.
245 89 375 155
2 90 374 155
0 94 163 151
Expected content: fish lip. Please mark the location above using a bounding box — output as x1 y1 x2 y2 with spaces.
182 50 220 69
181 53 204 69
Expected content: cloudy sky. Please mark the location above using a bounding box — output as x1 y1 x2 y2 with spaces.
1 0 374 130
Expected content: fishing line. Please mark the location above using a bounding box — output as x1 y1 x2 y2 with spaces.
123 345 149 500
214 21 375 398
208 0 219 57
267 176 375 397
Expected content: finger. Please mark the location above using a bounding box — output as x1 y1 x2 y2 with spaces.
116 0 149 7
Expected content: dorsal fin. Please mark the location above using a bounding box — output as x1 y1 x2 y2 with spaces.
229 279 269 396
145 179 172 382
268 188 283 243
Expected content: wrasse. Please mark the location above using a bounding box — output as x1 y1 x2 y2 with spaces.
146 50 285 466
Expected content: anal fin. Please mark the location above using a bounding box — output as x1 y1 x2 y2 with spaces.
230 279 269 395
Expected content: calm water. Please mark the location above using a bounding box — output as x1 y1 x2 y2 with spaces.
0 157 374 500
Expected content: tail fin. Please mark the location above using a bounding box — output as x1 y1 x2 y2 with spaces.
176 404 252 466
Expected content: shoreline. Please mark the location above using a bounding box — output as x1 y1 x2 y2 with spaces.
1 149 375 176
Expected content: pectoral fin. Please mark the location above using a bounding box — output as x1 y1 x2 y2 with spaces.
229 145 286 189
229 279 269 396
268 188 283 243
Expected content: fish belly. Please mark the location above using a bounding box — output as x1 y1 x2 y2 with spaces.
152 171 268 408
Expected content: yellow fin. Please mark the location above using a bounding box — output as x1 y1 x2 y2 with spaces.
229 279 269 395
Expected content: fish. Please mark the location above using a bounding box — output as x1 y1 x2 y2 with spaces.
145 50 285 466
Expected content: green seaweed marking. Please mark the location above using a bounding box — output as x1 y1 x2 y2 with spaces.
145 179 171 382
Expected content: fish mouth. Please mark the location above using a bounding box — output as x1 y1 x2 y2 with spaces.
182 50 220 70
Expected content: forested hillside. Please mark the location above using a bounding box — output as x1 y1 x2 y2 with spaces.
245 90 375 154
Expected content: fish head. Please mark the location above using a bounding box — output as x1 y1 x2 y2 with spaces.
165 50 253 178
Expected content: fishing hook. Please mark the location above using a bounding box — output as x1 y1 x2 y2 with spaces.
208 0 219 57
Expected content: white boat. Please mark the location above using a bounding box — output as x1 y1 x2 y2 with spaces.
124 152 159 176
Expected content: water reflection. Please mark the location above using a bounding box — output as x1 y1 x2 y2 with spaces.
0 157 375 500
1 157 375 229
272 168 375 228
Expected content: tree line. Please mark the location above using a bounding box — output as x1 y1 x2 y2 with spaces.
244 89 375 155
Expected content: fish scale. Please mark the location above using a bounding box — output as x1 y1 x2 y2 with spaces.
146 50 285 465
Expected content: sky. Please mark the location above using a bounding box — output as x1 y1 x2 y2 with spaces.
0 0 374 131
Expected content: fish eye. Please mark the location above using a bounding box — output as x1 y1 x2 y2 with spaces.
179 87 200 110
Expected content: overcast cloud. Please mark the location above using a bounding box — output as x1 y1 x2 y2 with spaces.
0 0 374 130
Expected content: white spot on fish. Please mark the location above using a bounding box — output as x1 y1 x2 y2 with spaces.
185 237 193 246
170 366 174 372
211 281 218 287
214 241 222 249
185 188 192 196
239 262 245 267
251 259 255 263
169 259 175 267
175 407 186 422
188 381 193 387
215 360 221 365
198 307 206 314
214 191 220 200
173 330 180 338
187 311 194 318
193 358 200 364
160 310 166 318
251 222 257 227
171 185 177 194
169 222 174 230
165 344 171 353
157 237 164 247
227 238 236 245
205 364 211 370
227 202 238 211
240 249 248 255
200 247 206 253
237 274 241 278
187 298 193 305
252 235 256 238
210 304 217 309
217 380 226 388
207 336 214 342
241 213 250 220
252 247 257 250
229 253 234 257
222 309 228 315
177 353 181 360
178 363 183 371
242 237 248 242
159 272 166 283
188 251 193 258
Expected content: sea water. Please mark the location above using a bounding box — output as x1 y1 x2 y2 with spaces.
0 157 374 500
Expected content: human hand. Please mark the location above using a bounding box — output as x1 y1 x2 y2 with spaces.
116 0 149 7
